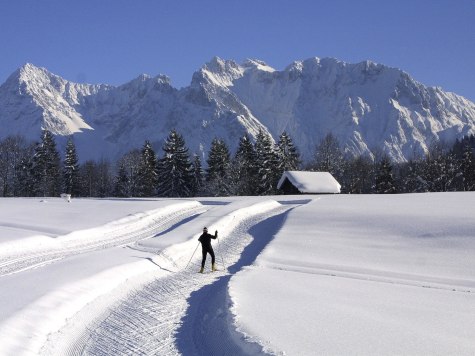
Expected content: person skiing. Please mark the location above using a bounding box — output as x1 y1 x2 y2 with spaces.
198 227 218 273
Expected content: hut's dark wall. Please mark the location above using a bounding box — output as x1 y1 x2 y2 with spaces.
280 178 301 194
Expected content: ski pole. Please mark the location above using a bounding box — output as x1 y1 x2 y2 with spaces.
217 235 226 270
185 241 200 270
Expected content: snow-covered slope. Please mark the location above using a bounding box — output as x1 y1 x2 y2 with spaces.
0 64 108 138
222 57 475 161
1 58 475 162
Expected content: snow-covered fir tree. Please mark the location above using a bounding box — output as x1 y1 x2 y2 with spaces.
254 130 278 195
206 138 231 196
191 154 204 196
157 130 193 197
137 140 158 197
399 157 428 193
62 137 80 196
232 134 258 196
275 131 301 174
32 130 61 197
423 143 459 192
374 155 397 194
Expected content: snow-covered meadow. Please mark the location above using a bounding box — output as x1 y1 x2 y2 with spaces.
0 193 474 355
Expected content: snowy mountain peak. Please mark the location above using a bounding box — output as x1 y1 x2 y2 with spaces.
242 59 275 73
6 63 55 91
196 57 244 87
0 63 102 137
17 62 42 76
1 57 475 163
123 73 172 89
285 60 304 72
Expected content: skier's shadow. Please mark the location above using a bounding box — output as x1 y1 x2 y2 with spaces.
175 208 296 355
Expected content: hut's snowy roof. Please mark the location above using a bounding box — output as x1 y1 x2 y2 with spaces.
277 171 341 194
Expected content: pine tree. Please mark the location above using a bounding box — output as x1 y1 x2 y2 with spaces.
62 137 80 196
32 130 61 197
275 131 301 176
345 155 374 194
157 130 193 197
114 161 129 197
424 143 459 192
191 154 204 196
205 138 231 196
96 159 113 197
13 142 35 197
113 150 142 197
374 155 397 193
80 160 96 197
254 130 278 195
399 157 428 193
232 134 258 195
137 140 158 197
0 135 30 197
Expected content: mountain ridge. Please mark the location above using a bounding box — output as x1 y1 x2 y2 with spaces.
1 58 474 163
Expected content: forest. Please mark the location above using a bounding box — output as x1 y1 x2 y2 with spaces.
0 130 474 198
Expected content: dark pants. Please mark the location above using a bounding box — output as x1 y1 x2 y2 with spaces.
201 246 215 268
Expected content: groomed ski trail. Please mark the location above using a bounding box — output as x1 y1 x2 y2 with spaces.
64 200 298 355
0 201 205 277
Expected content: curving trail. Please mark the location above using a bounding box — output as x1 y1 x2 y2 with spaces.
60 201 300 355
0 201 204 277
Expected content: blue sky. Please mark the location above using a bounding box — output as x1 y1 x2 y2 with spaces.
1 0 474 100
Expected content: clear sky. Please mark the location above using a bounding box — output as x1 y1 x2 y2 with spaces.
1 0 474 101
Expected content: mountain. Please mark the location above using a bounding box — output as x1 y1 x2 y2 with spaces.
1 58 475 163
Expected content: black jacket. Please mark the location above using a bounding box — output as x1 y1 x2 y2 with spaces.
198 231 217 249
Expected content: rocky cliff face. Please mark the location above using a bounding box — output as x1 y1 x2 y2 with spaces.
1 58 474 163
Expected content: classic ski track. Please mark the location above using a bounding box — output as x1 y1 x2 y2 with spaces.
0 204 205 278
263 263 475 294
67 204 292 356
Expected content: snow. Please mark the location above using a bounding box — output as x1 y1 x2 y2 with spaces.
0 193 474 355
229 193 475 355
2 59 475 163
277 170 341 193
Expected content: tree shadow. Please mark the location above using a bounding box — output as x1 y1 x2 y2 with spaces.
198 200 231 206
277 198 312 205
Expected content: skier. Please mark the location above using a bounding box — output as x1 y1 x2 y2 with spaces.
198 227 218 273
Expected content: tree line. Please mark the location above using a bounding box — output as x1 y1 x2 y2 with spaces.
0 130 474 198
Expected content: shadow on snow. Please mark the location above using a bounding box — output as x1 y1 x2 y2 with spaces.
175 208 294 356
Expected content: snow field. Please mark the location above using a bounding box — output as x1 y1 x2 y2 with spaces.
0 200 204 277
0 193 473 355
0 199 207 355
0 198 186 243
229 193 475 355
0 260 167 356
